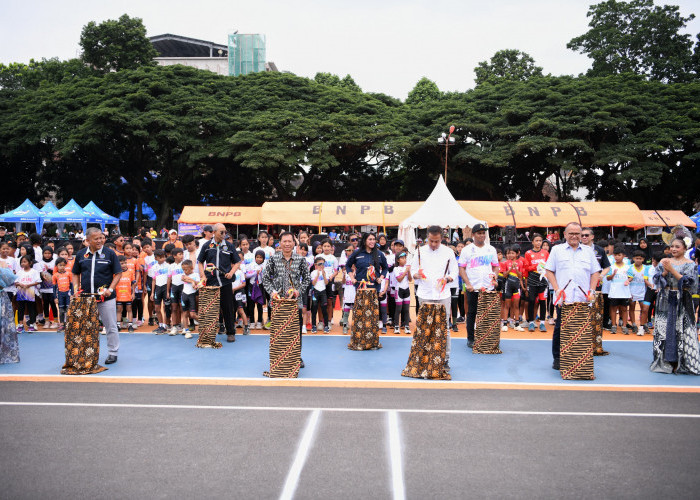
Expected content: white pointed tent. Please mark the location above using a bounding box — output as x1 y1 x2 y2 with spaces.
398 176 485 251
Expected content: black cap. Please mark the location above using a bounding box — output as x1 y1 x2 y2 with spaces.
394 239 404 246
472 223 488 233
202 225 213 232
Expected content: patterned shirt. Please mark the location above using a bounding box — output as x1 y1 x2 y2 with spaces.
261 252 311 309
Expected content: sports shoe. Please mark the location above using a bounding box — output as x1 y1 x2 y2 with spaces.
16 326 24 333
169 326 178 336
343 324 349 334
324 325 330 334
501 324 508 332
404 326 411 334
263 321 271 330
306 323 312 330
244 324 250 335
514 324 525 332
548 318 555 325
539 322 547 332
27 325 37 332
184 330 192 339
155 326 166 335
152 326 163 334
528 322 535 332
393 327 400 335
237 319 243 327
311 326 317 333
37 318 46 326
127 324 134 333
148 318 155 326
381 326 387 334
456 316 465 323
643 325 650 335
610 326 617 334
622 326 629 335
100 327 106 335
637 326 644 336
301 325 307 334
452 323 458 332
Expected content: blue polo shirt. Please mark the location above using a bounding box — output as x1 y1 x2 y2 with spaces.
72 246 122 300
344 248 388 283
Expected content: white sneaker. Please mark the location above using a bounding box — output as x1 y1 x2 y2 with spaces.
514 325 525 332
404 326 411 334
100 327 106 335
637 326 644 336
548 318 555 325
184 331 192 339
255 322 262 330
301 325 307 334
169 326 178 336
501 324 508 332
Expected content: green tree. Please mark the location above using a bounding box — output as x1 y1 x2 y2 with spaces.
80 14 157 72
406 77 441 104
314 72 362 92
474 49 544 86
567 0 698 82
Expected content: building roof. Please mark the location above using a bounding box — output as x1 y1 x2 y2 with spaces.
150 34 228 58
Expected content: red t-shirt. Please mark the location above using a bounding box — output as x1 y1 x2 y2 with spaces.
499 259 524 278
116 269 135 302
524 249 549 276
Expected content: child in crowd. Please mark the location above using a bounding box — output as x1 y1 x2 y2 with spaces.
232 252 250 335
500 246 525 332
600 240 613 329
606 245 632 335
310 256 330 333
38 246 57 329
52 257 72 332
454 241 466 322
64 242 75 271
15 255 40 332
0 242 18 314
296 243 312 332
391 251 412 334
628 250 651 335
140 239 156 326
181 235 199 264
246 250 266 329
130 244 144 327
149 249 170 334
115 255 135 332
167 248 185 335
321 238 339 326
180 259 199 339
341 266 356 335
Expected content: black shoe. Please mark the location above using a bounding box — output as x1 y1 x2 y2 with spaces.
105 355 118 365
227 334 235 343
552 359 560 370
444 362 451 372
467 339 474 348
300 359 305 369
452 323 458 333
148 318 155 326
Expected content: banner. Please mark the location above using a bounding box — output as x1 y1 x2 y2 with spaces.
178 223 203 236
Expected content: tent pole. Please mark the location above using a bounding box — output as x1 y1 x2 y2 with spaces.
236 225 239 239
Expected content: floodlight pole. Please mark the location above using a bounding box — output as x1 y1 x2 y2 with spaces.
437 125 456 183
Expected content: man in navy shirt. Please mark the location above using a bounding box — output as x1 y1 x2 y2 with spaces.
71 227 122 364
198 223 241 342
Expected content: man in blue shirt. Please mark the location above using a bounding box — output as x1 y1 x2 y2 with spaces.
71 227 122 364
544 222 601 370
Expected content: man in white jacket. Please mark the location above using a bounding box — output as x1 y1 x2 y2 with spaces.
411 225 459 365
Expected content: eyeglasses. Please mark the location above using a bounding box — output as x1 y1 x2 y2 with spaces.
581 234 592 237
350 238 358 242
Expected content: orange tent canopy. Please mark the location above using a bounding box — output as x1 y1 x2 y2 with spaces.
458 201 645 229
259 201 422 227
178 206 261 225
641 210 696 228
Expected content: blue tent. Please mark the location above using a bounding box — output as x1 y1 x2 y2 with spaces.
43 199 90 232
0 199 45 232
83 201 119 230
38 201 59 218
691 211 700 233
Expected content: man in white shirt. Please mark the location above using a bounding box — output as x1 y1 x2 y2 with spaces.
412 226 458 364
544 222 601 370
458 223 499 348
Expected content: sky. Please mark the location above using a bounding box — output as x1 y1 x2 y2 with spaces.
1 0 699 99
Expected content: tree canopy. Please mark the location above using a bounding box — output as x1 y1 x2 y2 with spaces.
567 0 698 82
474 49 544 86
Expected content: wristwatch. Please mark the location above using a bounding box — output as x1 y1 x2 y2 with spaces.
108 288 114 294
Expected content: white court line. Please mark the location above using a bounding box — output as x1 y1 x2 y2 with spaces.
1 401 699 418
279 409 320 500
387 411 405 500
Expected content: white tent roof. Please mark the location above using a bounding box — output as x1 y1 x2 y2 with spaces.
399 176 484 230
398 176 485 252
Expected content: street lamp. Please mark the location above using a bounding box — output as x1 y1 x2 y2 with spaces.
437 125 456 182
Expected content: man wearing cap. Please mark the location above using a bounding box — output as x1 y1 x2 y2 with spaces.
458 223 499 348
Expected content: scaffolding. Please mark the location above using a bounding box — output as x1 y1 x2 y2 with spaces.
228 34 266 76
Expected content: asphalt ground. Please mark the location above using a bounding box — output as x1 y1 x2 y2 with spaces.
1 382 699 499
